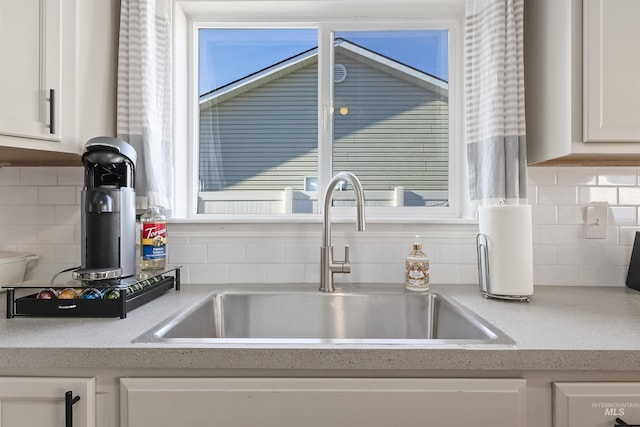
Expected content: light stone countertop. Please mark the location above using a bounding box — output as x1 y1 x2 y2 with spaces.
0 283 639 371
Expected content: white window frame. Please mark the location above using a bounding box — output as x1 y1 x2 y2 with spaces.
172 0 468 223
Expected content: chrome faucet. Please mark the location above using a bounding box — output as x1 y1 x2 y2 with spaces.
320 171 366 292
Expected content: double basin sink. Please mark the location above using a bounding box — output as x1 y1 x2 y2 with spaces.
134 285 512 345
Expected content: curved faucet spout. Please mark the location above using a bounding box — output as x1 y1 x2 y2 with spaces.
320 171 366 292
322 171 366 247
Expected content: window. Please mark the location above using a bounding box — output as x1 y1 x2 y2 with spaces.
177 1 463 220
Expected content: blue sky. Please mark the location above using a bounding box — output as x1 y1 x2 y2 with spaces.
199 29 449 96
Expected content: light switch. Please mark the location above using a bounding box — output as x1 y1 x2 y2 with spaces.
585 202 608 239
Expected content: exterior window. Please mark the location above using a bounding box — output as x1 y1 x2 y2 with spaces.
331 31 449 208
194 23 457 217
198 29 318 214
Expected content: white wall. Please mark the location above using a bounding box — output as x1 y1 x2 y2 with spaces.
0 166 637 287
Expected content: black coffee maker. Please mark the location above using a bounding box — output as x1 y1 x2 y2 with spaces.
75 137 137 281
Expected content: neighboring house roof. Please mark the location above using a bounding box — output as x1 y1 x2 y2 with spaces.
199 38 448 108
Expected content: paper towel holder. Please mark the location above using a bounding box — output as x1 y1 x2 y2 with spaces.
476 233 531 302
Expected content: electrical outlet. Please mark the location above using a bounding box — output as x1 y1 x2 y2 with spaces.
585 202 608 239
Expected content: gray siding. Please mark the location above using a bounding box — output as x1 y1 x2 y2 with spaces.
199 65 318 191
199 50 448 196
333 55 448 191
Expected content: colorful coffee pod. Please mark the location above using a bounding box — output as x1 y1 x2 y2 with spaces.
80 288 103 300
36 288 58 299
103 289 121 300
57 288 80 299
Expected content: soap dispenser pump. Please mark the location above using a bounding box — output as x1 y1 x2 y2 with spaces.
405 235 430 291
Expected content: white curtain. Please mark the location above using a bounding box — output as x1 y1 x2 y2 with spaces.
117 0 173 211
465 0 527 208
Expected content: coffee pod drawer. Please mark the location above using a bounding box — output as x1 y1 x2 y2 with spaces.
4 267 181 319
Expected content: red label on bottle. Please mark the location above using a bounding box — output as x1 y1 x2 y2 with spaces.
142 223 166 243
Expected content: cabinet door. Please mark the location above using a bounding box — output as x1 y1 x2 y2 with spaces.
0 377 95 427
0 0 61 141
121 377 526 427
554 382 640 427
584 0 640 142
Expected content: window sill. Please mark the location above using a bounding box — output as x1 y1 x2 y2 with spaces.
168 215 477 225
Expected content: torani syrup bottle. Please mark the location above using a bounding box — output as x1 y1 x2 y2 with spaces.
140 205 167 271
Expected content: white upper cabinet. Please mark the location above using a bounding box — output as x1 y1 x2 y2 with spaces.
0 0 117 165
525 0 640 165
0 0 61 141
583 0 640 142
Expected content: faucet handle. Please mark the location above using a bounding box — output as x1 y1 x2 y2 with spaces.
343 245 351 273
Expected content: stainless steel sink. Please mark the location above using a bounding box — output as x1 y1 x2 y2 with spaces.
134 287 513 345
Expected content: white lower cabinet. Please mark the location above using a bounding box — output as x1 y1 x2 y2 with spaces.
120 377 527 427
0 377 96 427
554 382 640 427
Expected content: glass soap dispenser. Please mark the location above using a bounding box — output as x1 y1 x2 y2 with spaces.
405 235 430 291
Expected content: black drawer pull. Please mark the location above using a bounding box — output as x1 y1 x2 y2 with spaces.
65 391 81 427
616 417 640 427
49 89 55 134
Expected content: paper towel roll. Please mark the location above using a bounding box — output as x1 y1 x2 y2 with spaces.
478 205 533 297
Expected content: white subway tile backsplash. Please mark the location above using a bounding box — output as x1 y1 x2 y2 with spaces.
533 244 558 265
532 204 557 225
579 265 625 286
527 167 556 185
0 206 17 224
19 168 59 186
557 205 584 225
538 185 577 205
438 243 477 264
54 206 81 225
53 244 81 264
304 263 321 283
57 167 83 185
618 227 640 246
284 243 318 263
349 263 383 283
188 263 228 284
0 186 38 205
36 224 76 244
533 264 581 285
577 186 618 205
1 166 639 287
619 187 640 205
537 224 582 245
16 206 56 225
0 225 37 245
38 186 77 205
0 168 20 185
610 206 637 225
228 263 267 283
266 263 306 283
459 264 480 284
168 243 208 264
430 264 461 284
246 243 284 263
355 242 405 263
596 167 637 186
381 263 404 283
207 243 245 263
557 167 597 186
